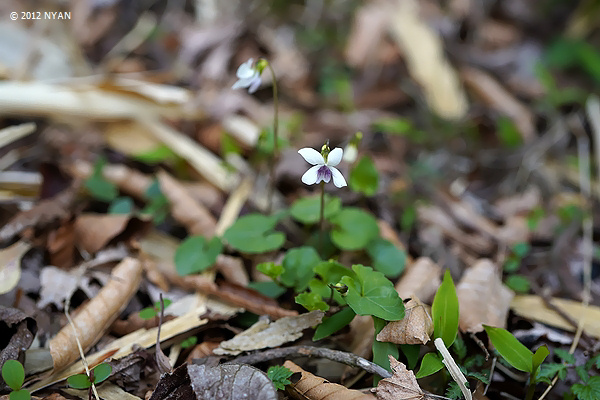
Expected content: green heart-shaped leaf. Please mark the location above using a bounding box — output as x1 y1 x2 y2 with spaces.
341 265 404 321
175 236 223 276
367 238 406 278
330 208 379 251
349 155 379 196
223 214 285 253
92 363 112 384
290 195 341 224
280 247 320 291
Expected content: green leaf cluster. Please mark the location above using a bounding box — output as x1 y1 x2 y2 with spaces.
67 363 112 389
266 365 294 391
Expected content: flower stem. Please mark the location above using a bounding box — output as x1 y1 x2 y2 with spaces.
265 61 279 214
319 181 325 254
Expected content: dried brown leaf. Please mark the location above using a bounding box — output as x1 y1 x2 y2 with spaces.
37 266 95 309
345 3 389 68
47 220 75 268
387 0 468 119
189 364 277 400
395 257 442 303
214 311 324 356
185 341 220 363
374 356 424 400
157 170 216 237
74 214 147 254
284 360 376 400
49 257 143 371
0 240 30 295
376 297 433 345
456 259 514 333
214 255 248 287
0 186 76 243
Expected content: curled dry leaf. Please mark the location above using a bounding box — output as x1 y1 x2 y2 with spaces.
387 0 468 120
374 356 423 400
395 257 442 303
214 311 324 356
284 360 376 400
0 307 37 391
456 259 514 333
376 297 433 345
0 240 30 295
74 214 150 254
157 170 216 237
49 257 143 371
47 220 76 268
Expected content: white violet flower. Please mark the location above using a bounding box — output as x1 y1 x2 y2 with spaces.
298 147 347 188
232 58 262 93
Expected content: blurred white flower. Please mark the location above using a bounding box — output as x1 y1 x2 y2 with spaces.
232 58 262 93
298 147 347 188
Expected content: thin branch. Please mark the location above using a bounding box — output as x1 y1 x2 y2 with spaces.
225 345 392 379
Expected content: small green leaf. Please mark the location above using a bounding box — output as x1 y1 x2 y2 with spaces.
85 175 118 202
349 155 379 196
180 336 198 349
158 298 172 309
92 363 112 384
554 348 575 364
9 389 30 400
483 325 533 373
399 344 420 370
400 206 417 233
2 360 25 391
503 258 521 273
313 307 356 341
445 382 462 400
341 265 404 321
366 238 406 278
223 214 285 253
532 345 549 378
280 247 321 292
247 281 287 298
536 363 568 383
138 307 157 320
373 317 399 379
330 208 379 251
432 270 459 347
134 145 177 163
416 353 444 378
511 242 531 258
267 365 293 391
175 236 222 276
572 376 600 400
290 195 341 224
505 274 531 293
108 197 134 214
373 117 414 136
452 336 467 361
496 117 523 148
295 292 329 312
256 262 284 281
67 373 92 389
314 260 355 284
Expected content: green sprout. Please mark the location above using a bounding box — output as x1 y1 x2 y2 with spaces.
139 298 172 320
1 360 30 400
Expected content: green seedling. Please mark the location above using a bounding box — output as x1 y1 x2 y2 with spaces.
67 363 112 400
267 365 293 390
84 158 118 202
1 360 30 400
175 236 223 276
483 325 548 400
179 336 197 349
139 298 172 320
503 242 532 293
